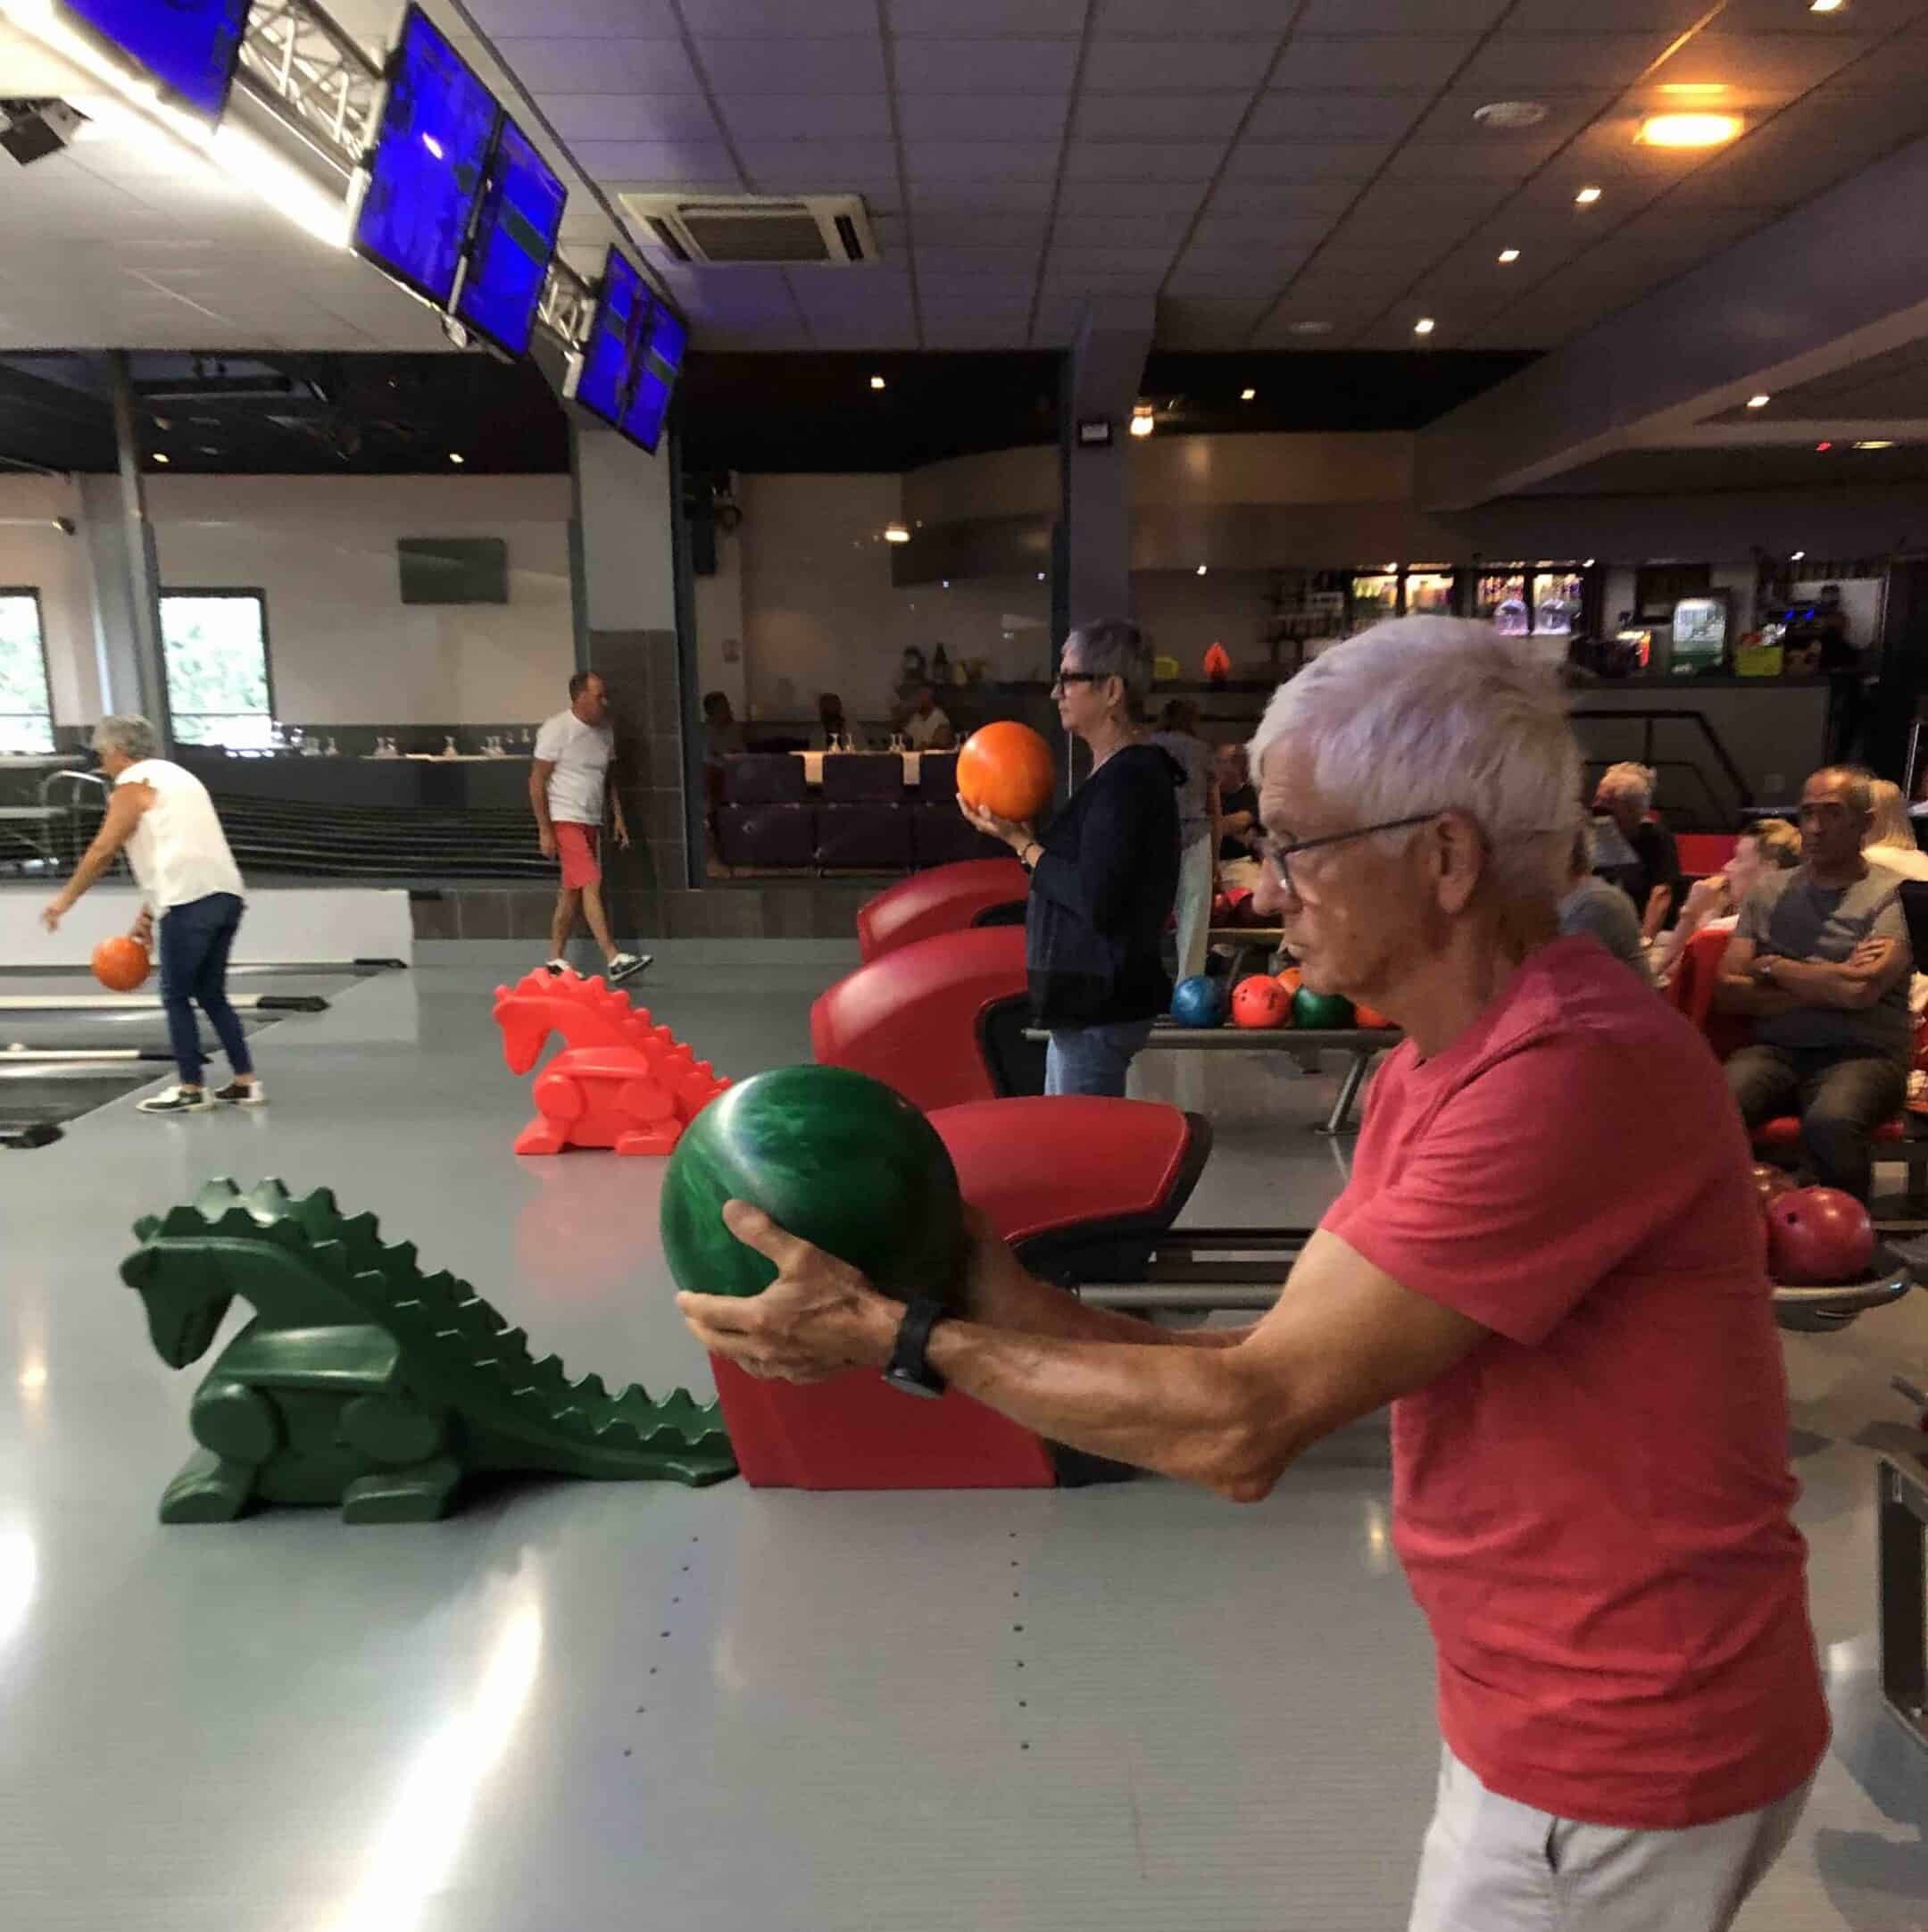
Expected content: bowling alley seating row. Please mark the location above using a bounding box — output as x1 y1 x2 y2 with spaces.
711 751 1007 872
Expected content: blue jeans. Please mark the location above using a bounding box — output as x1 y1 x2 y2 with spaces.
157 892 251 1087
1044 1020 1153 1098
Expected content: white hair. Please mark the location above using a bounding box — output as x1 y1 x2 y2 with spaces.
1597 761 1656 811
1248 616 1582 901
93 714 160 762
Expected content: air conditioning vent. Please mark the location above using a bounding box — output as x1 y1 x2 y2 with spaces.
619 193 876 267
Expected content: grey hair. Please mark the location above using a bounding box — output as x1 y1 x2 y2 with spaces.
1598 761 1656 811
1811 763 1873 818
1248 616 1583 901
93 714 159 762
1065 618 1152 720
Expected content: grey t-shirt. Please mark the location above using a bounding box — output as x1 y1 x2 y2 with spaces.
1149 731 1215 845
1558 875 1652 985
1735 865 1912 1056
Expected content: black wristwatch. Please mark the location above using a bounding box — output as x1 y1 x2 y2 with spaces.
883 1296 949 1399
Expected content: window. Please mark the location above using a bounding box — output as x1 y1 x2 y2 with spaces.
0 590 54 754
159 590 274 749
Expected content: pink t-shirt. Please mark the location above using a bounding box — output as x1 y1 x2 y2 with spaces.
1325 937 1828 1829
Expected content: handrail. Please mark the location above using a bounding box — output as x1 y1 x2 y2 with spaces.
1571 706 1755 820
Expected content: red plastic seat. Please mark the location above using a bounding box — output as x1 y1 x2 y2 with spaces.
856 857 1028 963
811 924 1035 1112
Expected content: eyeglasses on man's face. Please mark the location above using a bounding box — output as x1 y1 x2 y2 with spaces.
1255 812 1442 892
1051 670 1101 694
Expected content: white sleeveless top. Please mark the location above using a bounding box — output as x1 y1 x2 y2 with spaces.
117 759 245 912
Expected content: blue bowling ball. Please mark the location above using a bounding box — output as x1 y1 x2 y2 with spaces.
1171 975 1227 1028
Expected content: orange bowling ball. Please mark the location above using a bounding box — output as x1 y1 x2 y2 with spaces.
956 721 1054 824
92 933 150 992
1353 1003 1393 1029
1275 965 1303 998
1231 975 1292 1028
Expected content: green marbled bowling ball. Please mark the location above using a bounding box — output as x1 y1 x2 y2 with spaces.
1291 987 1357 1030
661 1064 967 1304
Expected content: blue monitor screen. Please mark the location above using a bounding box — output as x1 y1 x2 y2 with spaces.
353 6 499 308
620 304 687 452
573 250 653 429
454 117 566 358
64 0 250 121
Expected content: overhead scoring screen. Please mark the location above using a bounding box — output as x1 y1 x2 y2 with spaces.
620 304 688 454
353 5 499 308
454 117 567 359
62 0 251 121
572 249 654 430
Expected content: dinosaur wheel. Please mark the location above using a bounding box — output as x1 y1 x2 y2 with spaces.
341 1395 445 1466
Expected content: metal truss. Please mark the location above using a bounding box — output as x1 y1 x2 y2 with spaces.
235 0 383 174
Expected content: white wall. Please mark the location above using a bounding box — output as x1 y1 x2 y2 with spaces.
0 474 98 721
693 512 745 715
734 472 1050 721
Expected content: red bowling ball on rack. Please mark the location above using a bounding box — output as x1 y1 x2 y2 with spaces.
1765 1186 1874 1284
1230 974 1291 1028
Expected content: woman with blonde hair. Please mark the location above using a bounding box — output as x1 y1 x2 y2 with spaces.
1651 819 1800 984
1863 778 1928 881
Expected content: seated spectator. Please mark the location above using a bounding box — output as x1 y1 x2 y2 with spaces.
702 690 745 760
1716 766 1914 1202
1651 819 1800 984
1216 742 1259 861
902 682 955 752
1593 761 1680 941
818 691 850 750
1863 777 1928 881
1558 826 1650 984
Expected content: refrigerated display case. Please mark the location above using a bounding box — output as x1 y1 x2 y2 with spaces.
1670 593 1730 675
1404 569 1455 615
1476 563 1591 637
1350 572 1399 627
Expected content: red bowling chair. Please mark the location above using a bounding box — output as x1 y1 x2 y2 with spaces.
709 1096 1210 1490
856 857 1029 963
811 923 1042 1111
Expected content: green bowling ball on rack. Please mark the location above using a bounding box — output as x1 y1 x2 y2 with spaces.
1291 987 1356 1030
660 1064 968 1305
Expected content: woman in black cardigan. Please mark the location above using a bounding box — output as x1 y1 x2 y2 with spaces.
960 619 1183 1097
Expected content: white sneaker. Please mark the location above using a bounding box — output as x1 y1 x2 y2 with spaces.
138 1085 213 1115
607 952 652 985
543 957 574 976
212 1080 267 1107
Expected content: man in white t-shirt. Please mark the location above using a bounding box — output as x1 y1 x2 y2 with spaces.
901 683 955 752
530 670 649 983
41 713 262 1115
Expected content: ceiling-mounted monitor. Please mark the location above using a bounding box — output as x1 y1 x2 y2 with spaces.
566 247 655 431
620 302 687 454
62 0 252 121
453 116 567 359
351 4 499 309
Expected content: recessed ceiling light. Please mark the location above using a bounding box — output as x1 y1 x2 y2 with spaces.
1240 387 1256 401
1815 441 1832 452
1413 317 1435 335
151 451 169 463
869 374 885 390
1128 413 1155 437
197 445 219 454
1747 394 1771 409
1036 571 1045 581
1810 0 1843 12
1473 101 1549 129
1583 558 1596 568
1658 82 1733 98
1575 186 1602 204
1854 438 1895 449
1791 549 1807 561
448 451 464 464
1286 319 1333 336
884 523 910 544
941 579 950 589
1638 112 1742 149
1497 247 1520 263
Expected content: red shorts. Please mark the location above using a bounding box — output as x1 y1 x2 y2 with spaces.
555 821 601 889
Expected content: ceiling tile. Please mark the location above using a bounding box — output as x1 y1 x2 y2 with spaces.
1294 0 1509 28
1649 29 1880 96
915 246 1046 278
1341 179 1513 241
677 0 877 31
697 37 886 93
1244 93 1432 142
911 179 1061 212
893 38 1082 91
1718 0 1926 26
1454 32 1681 91
889 0 1087 33
490 38 701 93
1051 211 1199 246
1032 296 1093 343
921 312 1039 346
1094 0 1304 29
1051 245 1182 273
1405 87 1615 146
713 96 892 139
567 141 743 183
1186 211 1341 251
895 95 1069 140
1204 180 1359 218
905 140 1064 179
1059 179 1218 214
1063 140 1231 181
1378 138 1564 184
1154 294 1271 346
735 138 900 186
539 95 721 141
1271 34 1480 90
1220 139 1398 184
465 0 680 33
913 212 1053 246
1504 0 1709 25
1082 38 1278 91
1164 250 1309 296
1075 95 1251 140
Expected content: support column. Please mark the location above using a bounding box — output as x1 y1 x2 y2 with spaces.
79 354 170 743
1060 299 1152 636
569 421 686 937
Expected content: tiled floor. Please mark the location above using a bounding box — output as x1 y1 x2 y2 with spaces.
1 938 1924 1931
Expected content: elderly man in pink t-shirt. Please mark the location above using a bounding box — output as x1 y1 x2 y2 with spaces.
680 617 1826 1932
